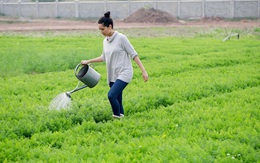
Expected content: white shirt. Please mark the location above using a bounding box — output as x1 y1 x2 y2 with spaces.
101 31 138 84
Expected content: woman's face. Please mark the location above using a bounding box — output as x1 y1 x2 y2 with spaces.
98 24 112 37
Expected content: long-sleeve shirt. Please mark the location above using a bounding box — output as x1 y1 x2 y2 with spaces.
101 31 138 84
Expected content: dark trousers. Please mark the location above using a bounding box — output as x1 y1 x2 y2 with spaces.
108 79 128 116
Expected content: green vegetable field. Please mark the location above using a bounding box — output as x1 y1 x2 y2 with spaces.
0 26 259 162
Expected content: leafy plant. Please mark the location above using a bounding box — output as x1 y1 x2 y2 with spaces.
0 27 259 162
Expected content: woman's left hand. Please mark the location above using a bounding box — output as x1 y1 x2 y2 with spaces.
142 71 148 82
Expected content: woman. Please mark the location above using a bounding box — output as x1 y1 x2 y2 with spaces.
81 11 148 119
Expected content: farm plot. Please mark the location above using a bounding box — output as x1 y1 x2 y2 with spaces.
0 27 259 162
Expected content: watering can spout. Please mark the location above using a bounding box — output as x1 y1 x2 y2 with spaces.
66 84 88 96
65 92 71 98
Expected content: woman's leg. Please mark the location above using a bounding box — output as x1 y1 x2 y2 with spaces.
117 91 124 115
108 79 128 116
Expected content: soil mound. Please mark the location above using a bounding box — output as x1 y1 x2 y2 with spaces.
124 8 178 23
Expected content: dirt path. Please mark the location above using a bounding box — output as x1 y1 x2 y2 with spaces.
0 17 259 32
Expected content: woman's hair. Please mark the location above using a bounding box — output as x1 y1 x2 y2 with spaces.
98 11 113 29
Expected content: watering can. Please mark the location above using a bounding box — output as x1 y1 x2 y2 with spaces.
49 63 100 110
66 63 101 97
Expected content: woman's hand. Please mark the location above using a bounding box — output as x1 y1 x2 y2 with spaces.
81 57 103 65
133 56 148 82
142 70 148 82
81 60 90 65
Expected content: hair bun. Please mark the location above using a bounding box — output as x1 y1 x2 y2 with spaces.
104 11 110 18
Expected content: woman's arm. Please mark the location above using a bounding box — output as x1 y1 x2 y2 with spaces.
134 56 148 82
81 56 103 65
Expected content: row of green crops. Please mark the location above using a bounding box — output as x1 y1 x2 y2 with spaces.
0 27 259 162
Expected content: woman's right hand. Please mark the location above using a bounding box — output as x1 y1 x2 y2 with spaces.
81 60 90 65
81 57 103 65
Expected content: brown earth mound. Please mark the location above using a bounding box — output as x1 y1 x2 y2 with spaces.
124 8 178 23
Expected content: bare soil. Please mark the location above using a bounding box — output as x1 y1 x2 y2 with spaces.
124 8 178 23
0 8 259 32
0 17 259 32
